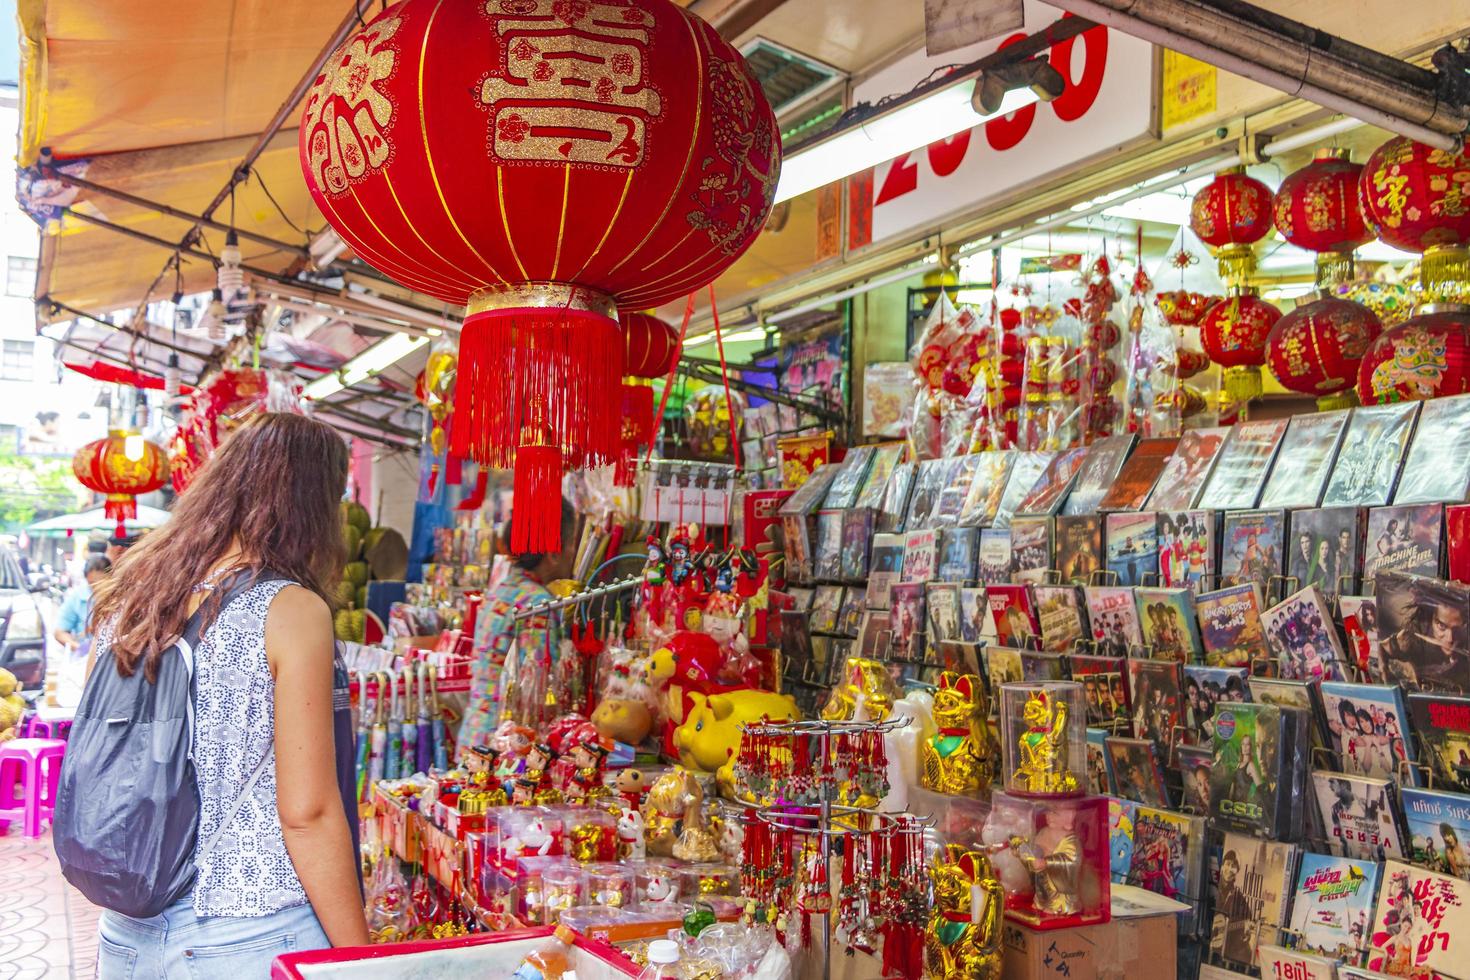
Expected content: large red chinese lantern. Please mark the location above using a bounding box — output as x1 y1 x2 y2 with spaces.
618 312 679 485
1359 137 1470 293
1199 291 1281 403
299 0 780 551
1274 148 1370 287
1191 167 1275 283
74 430 170 537
1266 296 1382 410
1356 309 1470 404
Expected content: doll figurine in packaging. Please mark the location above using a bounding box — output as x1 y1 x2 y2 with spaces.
1008 807 1084 918
1015 691 1079 796
643 768 699 857
925 845 1003 980
920 672 992 797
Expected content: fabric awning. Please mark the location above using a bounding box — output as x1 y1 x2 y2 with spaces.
27 504 171 537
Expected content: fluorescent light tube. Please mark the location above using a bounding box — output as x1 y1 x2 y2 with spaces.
773 82 1040 204
305 332 428 400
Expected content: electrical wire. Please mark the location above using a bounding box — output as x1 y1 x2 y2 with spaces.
249 167 320 240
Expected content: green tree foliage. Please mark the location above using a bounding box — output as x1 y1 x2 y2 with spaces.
0 447 80 532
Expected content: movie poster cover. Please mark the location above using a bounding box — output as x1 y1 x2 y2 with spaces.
1320 682 1415 784
1366 861 1470 979
1183 665 1248 743
925 583 961 643
1449 504 1470 584
1064 433 1139 516
809 584 843 633
988 584 1039 648
1198 418 1290 511
1129 806 1206 914
1400 787 1470 881
854 442 906 511
1073 654 1130 730
994 451 1054 528
1099 436 1179 512
1395 393 1470 506
956 450 1016 527
1196 583 1268 668
1259 409 1351 510
840 508 875 582
1288 506 1361 600
835 590 865 637
1378 572 1470 695
878 461 915 533
1135 587 1204 663
856 610 891 662
1086 586 1144 657
1407 692 1470 791
1258 945 1340 980
1016 445 1089 517
985 646 1024 701
1289 852 1382 966
1106 736 1169 807
822 444 874 510
1263 585 1349 682
1209 832 1298 969
958 587 990 644
903 456 956 530
933 453 983 528
1219 508 1286 598
976 528 1012 585
1312 771 1406 860
863 533 904 609
900 527 938 583
813 510 844 581
887 583 926 663
1157 509 1214 593
1009 516 1053 584
1247 677 1330 757
1148 426 1231 512
1105 511 1159 587
1177 744 1214 816
1033 584 1088 652
1109 797 1138 884
1128 658 1186 762
1210 703 1289 838
1323 402 1421 508
1019 650 1066 681
1055 514 1104 585
1086 728 1112 794
1363 504 1443 585
936 526 979 583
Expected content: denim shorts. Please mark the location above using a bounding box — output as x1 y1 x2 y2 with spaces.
97 897 330 979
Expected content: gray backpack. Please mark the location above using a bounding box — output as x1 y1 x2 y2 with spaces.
52 572 270 918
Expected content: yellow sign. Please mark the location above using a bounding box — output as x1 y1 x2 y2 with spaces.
1161 50 1217 130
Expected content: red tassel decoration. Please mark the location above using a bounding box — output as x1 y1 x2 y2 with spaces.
511 442 563 554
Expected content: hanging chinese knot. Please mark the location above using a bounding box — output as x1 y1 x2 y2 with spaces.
73 430 170 537
299 0 780 552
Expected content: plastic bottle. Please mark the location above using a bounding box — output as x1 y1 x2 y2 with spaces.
511 924 578 980
635 939 682 980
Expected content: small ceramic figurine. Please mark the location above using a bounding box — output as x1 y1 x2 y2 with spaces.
1015 690 1079 795
925 845 1003 980
643 870 678 904
616 805 646 862
503 815 555 857
920 672 992 796
1009 807 1084 917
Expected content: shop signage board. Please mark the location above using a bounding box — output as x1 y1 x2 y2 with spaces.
849 0 1157 249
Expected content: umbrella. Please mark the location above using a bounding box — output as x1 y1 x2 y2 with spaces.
27 504 171 538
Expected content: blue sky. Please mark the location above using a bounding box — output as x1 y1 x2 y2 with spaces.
0 0 18 87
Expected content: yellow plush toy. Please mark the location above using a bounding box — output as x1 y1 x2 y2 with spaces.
674 689 800 798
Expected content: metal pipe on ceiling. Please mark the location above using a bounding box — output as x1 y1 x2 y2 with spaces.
266 297 436 339
1043 0 1468 150
41 298 203 360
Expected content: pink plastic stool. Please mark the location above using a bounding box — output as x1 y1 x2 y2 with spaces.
26 718 54 739
0 738 66 838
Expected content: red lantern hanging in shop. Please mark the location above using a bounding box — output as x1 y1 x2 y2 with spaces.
1359 137 1470 293
1266 296 1382 410
1199 291 1282 403
1190 166 1275 283
298 0 780 552
1356 308 1470 404
73 430 170 537
1273 148 1371 287
617 312 680 485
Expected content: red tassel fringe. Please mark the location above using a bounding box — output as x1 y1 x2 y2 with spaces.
511 444 563 554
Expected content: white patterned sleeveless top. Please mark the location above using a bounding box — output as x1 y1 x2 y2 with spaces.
191 576 309 916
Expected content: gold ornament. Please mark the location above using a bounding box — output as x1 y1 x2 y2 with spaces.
820 656 898 722
1014 691 1079 795
1010 829 1083 917
643 767 701 858
925 844 1003 980
568 823 608 863
920 672 992 796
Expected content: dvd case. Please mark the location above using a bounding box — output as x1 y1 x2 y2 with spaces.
1363 503 1443 585
959 586 990 644
1209 832 1299 969
1147 426 1231 512
1098 436 1179 512
988 584 1039 648
1055 514 1104 586
1209 702 1303 840
1406 692 1470 790
1377 572 1470 694
1366 861 1470 978
976 527 1012 585
1262 585 1349 682
925 582 962 644
1086 585 1145 657
935 526 979 583
1394 392 1470 505
1218 508 1286 600
1015 445 1089 517
993 451 1055 528
900 527 938 584
822 445 875 510
1195 583 1268 668
1072 654 1130 730
878 460 915 533
1009 516 1053 584
1063 433 1139 516
1106 736 1169 807
1259 409 1351 510
1127 657 1186 763
864 533 905 609
1288 852 1381 966
1158 509 1214 593
1197 418 1290 511
1288 506 1362 600
854 442 906 510
813 510 844 581
1033 584 1088 652
1322 402 1421 507
1399 786 1470 881
839 508 875 582
1105 511 1160 587
1135 586 1205 662
1319 682 1415 784
956 449 1016 527
1310 770 1405 860
1183 664 1248 743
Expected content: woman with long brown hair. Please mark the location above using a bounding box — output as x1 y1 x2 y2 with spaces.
88 413 369 975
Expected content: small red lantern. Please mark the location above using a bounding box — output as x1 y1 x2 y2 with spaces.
299 0 779 552
1191 167 1275 283
1356 308 1470 405
1266 295 1382 410
74 430 170 536
1359 137 1470 291
1273 148 1370 287
617 312 679 484
1200 291 1282 402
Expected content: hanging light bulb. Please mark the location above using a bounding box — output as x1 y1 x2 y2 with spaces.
218 230 246 304
206 288 227 341
164 353 181 399
123 431 146 462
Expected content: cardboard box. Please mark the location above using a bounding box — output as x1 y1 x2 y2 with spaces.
1001 911 1177 980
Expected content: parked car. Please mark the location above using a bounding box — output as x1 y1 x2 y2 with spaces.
0 547 46 687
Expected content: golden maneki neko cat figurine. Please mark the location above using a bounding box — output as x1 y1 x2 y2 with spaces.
1015 689 1079 795
921 672 992 796
926 844 1003 980
820 656 896 722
